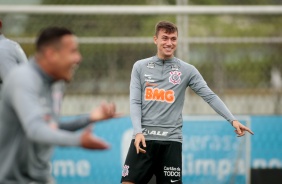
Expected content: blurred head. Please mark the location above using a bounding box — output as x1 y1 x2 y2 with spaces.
154 21 178 60
36 27 81 82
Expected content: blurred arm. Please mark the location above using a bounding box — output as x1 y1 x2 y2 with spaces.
10 78 81 146
58 115 92 131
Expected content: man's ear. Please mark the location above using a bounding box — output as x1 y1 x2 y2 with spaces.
153 36 157 45
44 47 58 62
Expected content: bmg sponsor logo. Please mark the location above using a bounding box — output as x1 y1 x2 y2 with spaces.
144 87 175 103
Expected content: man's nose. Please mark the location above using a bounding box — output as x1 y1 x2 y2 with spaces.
166 39 172 46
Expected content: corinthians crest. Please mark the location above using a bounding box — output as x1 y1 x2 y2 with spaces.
122 165 129 177
169 71 182 85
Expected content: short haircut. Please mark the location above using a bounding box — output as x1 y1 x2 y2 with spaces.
155 21 178 37
36 27 73 52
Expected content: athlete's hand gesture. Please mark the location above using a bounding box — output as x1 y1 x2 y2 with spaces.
80 126 109 149
232 120 254 137
134 133 146 154
89 102 118 122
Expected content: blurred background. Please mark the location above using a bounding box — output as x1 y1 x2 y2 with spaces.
1 1 282 184
1 0 282 116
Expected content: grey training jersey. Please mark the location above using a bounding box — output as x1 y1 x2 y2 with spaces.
0 62 91 183
0 34 28 90
130 56 236 142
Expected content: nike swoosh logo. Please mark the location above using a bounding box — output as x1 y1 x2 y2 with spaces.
144 74 152 77
171 179 180 183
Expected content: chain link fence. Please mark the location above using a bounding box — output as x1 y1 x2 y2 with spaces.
1 0 282 115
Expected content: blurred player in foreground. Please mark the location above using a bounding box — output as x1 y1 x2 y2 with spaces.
0 18 68 120
0 27 117 184
0 19 28 95
121 21 254 184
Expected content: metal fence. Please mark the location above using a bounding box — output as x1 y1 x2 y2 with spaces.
0 0 282 115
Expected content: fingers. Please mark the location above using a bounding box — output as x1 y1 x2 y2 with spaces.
245 127 254 135
233 121 254 137
239 125 254 135
134 134 146 154
134 141 146 154
102 102 116 118
236 126 242 135
134 139 140 154
138 147 146 154
139 136 147 154
81 126 110 150
100 102 109 116
106 102 115 116
234 129 245 137
90 136 109 150
141 136 146 148
234 126 254 137
111 103 116 116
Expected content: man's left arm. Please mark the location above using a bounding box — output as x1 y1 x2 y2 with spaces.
58 102 117 131
58 115 91 131
188 66 254 136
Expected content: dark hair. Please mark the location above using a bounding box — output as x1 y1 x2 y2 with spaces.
36 27 73 52
155 21 178 36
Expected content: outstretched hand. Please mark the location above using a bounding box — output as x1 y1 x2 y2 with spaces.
232 120 254 137
89 102 120 122
80 126 109 150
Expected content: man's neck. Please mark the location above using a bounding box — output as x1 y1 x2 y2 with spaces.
35 55 55 79
157 54 174 60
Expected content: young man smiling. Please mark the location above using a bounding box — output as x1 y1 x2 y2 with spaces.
121 21 253 184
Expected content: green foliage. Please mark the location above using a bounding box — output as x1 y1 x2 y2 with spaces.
190 44 282 90
1 0 282 93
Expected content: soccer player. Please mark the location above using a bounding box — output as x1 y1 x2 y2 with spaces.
0 27 117 184
0 19 28 94
121 21 254 184
0 18 68 118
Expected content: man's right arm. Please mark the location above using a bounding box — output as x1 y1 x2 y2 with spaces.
9 77 81 147
130 63 146 153
130 63 143 135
